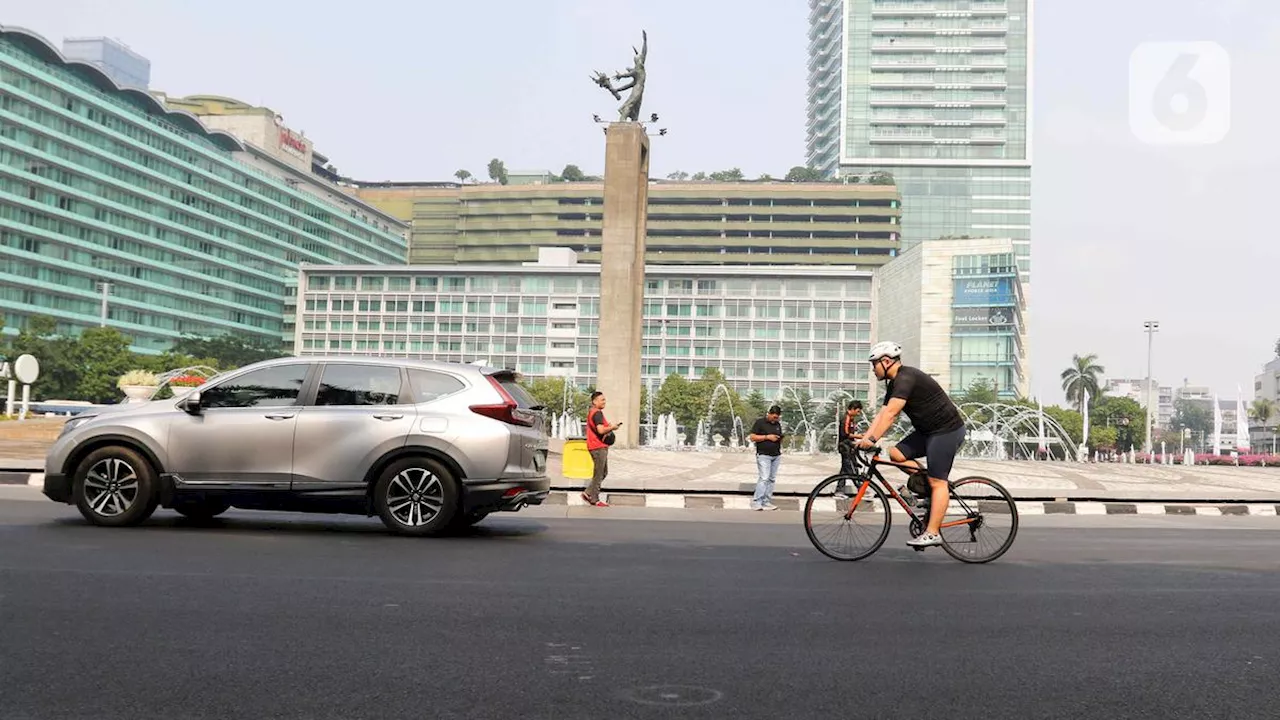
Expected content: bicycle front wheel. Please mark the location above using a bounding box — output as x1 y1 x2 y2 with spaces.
938 475 1019 564
803 474 892 561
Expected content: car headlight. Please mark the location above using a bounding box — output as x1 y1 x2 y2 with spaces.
59 415 96 437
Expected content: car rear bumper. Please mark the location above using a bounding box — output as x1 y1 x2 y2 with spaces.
42 473 72 504
462 476 550 514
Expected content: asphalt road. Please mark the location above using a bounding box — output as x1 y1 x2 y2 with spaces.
1 489 1276 720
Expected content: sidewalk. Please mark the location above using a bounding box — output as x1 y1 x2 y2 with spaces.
550 448 1280 503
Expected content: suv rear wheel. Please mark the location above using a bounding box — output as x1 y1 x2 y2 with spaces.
72 446 159 527
373 457 459 536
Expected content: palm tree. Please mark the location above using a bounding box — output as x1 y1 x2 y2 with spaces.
1250 398 1275 427
1252 398 1277 454
1060 354 1105 415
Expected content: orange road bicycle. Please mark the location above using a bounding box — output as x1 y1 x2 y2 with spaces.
803 447 1019 564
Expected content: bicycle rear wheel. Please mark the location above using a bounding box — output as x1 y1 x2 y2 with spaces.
803 474 892 561
937 475 1018 564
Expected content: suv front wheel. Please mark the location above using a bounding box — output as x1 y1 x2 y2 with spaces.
373 457 459 536
72 446 159 527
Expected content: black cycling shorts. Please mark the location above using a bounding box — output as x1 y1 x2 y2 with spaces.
894 426 966 482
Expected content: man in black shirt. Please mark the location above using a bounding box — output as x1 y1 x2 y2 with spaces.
858 341 967 549
748 405 785 511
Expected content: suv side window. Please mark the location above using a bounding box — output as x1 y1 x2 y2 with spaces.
316 364 403 406
407 369 466 404
201 364 308 409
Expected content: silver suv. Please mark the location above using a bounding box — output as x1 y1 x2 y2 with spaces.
41 357 550 536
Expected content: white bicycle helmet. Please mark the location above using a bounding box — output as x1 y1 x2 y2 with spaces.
868 341 902 362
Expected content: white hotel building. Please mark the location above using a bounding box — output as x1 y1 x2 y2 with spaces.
292 249 878 402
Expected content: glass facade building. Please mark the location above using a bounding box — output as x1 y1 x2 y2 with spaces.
0 27 407 352
949 250 1023 396
806 0 1032 282
294 254 877 401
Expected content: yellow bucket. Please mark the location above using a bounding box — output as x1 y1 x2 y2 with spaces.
561 438 593 480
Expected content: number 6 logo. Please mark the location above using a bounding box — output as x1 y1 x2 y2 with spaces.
1129 41 1231 145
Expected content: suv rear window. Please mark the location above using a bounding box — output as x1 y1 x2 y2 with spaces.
495 375 538 409
407 369 466 404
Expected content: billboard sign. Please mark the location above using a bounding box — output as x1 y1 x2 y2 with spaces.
953 307 1014 329
953 277 1015 307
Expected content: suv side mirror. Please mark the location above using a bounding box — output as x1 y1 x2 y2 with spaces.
178 391 203 415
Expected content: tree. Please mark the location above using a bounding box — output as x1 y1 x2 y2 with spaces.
1043 405 1083 447
1060 353 1104 415
866 170 895 185
454 169 472 184
784 166 824 182
757 173 774 181
1250 398 1275 428
1171 398 1213 449
956 378 999 406
707 168 745 182
666 170 690 181
5 315 80 400
487 158 508 185
743 389 770 420
169 334 282 370
1091 395 1146 452
690 171 708 181
654 373 702 438
560 164 586 182
75 327 137 404
1089 426 1119 452
522 377 587 419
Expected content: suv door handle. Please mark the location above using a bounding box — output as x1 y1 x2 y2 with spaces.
264 413 296 421
373 413 405 421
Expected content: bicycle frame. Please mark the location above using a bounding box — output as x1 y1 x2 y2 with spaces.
842 451 979 531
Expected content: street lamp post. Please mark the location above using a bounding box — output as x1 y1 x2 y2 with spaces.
1143 320 1159 453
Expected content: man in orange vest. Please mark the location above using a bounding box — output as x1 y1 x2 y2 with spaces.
583 391 622 507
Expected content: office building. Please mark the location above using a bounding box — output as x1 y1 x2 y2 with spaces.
293 248 877 401
61 36 150 89
348 180 901 267
0 25 407 352
806 0 1032 282
873 237 1027 399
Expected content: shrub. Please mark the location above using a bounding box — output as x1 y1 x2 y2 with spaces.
117 370 158 388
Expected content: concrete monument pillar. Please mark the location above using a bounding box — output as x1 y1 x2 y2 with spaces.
596 123 649 447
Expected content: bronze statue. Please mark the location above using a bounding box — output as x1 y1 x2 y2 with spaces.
592 31 647 122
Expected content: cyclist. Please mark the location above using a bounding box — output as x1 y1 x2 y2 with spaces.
857 341 967 549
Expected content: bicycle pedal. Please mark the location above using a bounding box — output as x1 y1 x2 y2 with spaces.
913 546 926 552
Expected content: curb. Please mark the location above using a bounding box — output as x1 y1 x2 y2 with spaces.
0 472 44 487
546 491 1280 517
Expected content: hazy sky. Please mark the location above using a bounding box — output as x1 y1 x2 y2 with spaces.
5 0 1276 404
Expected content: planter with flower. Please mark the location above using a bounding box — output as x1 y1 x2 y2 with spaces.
167 374 208 397
117 370 159 403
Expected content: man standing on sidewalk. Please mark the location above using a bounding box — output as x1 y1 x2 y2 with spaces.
835 400 865 497
583 390 621 508
748 405 785 511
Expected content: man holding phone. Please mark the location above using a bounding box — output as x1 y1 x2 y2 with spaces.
583 390 621 508
748 405 785 511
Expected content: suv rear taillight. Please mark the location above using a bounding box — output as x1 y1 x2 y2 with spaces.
470 376 535 427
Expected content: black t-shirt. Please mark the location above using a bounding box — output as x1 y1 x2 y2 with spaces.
751 418 783 456
884 366 965 436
